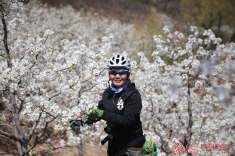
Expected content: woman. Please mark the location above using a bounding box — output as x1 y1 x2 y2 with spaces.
71 54 146 156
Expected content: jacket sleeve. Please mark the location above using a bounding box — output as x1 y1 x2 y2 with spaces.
97 100 105 110
101 91 142 128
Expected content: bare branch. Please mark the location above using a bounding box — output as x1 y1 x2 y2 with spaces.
10 93 25 137
17 97 24 113
28 61 36 70
55 65 74 72
80 86 95 93
0 3 11 68
0 123 13 129
80 68 106 84
41 34 49 44
77 68 106 100
153 128 171 154
38 114 59 139
28 135 39 151
28 112 59 152
0 129 22 143
48 91 61 101
36 105 59 120
28 112 42 140
183 73 194 148
80 77 92 83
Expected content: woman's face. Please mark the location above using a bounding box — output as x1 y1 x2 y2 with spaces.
109 67 130 87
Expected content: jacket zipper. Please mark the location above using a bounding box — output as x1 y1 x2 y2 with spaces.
112 93 115 112
112 93 116 104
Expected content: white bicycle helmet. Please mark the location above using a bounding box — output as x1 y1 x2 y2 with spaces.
107 54 131 69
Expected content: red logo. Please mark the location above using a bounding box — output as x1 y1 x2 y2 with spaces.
171 142 184 155
185 143 197 154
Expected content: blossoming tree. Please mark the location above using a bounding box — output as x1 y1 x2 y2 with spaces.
136 26 235 155
0 1 234 156
0 1 111 155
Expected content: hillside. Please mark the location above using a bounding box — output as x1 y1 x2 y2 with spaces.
38 0 181 23
39 0 234 43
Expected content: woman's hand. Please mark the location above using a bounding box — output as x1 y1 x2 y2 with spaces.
86 108 104 118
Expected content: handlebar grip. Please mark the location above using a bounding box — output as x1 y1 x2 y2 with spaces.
73 125 81 133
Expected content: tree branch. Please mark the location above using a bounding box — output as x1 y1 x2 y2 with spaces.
48 91 61 101
38 115 58 139
0 3 11 68
0 129 23 143
28 112 42 140
0 123 13 129
10 93 25 138
153 128 171 155
55 65 74 72
28 135 39 151
80 86 95 93
183 73 194 156
28 111 59 152
17 97 24 113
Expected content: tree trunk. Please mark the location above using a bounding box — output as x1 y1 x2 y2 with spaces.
78 143 83 156
11 93 29 156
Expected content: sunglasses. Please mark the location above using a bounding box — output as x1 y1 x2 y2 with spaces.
109 70 128 75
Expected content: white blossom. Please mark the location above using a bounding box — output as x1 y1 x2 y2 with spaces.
60 139 66 147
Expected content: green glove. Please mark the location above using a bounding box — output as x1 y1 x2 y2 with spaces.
86 108 104 119
69 120 76 130
69 120 83 131
143 141 158 156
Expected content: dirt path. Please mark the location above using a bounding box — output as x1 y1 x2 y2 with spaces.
34 142 108 156
0 142 108 156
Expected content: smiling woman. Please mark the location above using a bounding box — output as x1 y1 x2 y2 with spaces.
94 54 146 155
70 54 147 156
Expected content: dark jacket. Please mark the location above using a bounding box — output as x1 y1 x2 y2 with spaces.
99 82 144 138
